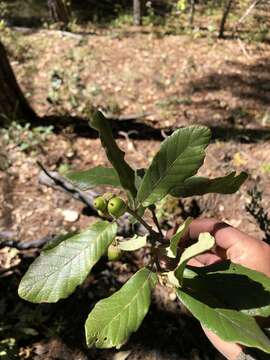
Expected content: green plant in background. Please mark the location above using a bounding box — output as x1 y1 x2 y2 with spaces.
0 21 32 62
253 23 269 43
18 111 270 354
1 122 53 152
112 13 133 27
0 338 17 359
143 1 164 27
0 1 8 21
176 0 187 12
47 67 87 115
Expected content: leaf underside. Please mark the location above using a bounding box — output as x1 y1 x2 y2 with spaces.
118 235 147 251
89 111 137 198
177 288 270 354
85 267 158 349
183 261 270 318
170 171 248 198
137 126 211 206
18 221 117 303
65 166 121 190
174 232 215 284
167 217 193 258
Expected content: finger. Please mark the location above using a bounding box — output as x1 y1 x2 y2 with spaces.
165 223 179 241
187 218 260 250
192 253 222 266
187 218 270 276
203 326 242 360
214 245 227 259
187 258 204 267
187 253 222 267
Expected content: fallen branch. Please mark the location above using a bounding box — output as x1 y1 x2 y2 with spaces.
37 161 96 208
0 230 16 241
11 26 90 40
37 162 145 238
237 38 251 59
0 235 53 250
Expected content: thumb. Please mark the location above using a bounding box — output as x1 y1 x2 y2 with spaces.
202 326 242 360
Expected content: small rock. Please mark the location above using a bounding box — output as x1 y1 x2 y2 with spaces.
61 209 80 222
169 291 177 301
113 351 131 360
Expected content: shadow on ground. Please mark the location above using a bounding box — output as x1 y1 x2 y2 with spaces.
188 57 270 107
36 115 270 143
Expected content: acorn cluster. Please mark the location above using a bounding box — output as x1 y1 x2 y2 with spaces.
93 195 127 218
93 194 127 261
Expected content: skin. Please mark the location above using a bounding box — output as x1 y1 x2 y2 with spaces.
186 218 270 360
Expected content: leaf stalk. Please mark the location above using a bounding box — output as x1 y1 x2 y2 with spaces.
126 208 155 236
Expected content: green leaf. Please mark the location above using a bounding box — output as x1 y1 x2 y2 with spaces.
85 267 158 349
173 232 215 286
170 171 248 197
65 166 121 190
118 235 147 251
89 111 137 198
176 288 270 354
137 126 211 206
134 168 146 191
42 232 78 251
18 221 117 303
183 261 270 318
167 217 193 258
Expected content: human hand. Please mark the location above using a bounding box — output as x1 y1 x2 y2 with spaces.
186 218 270 360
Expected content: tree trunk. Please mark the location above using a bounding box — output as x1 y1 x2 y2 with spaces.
0 41 37 126
133 0 142 26
189 0 196 27
48 0 71 26
219 0 234 38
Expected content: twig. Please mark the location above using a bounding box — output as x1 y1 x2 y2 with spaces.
103 111 153 121
126 208 155 235
118 130 148 161
0 265 20 277
150 208 163 237
37 161 97 209
161 129 169 139
233 0 262 34
126 207 166 245
237 38 251 59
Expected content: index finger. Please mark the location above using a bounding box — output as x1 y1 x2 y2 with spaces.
187 218 270 276
187 218 260 250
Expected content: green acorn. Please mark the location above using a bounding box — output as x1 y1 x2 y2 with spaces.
108 197 127 218
107 244 122 261
93 196 107 212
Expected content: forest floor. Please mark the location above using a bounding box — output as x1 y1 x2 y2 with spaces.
0 27 270 359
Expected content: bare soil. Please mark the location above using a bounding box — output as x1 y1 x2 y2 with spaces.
0 28 270 359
